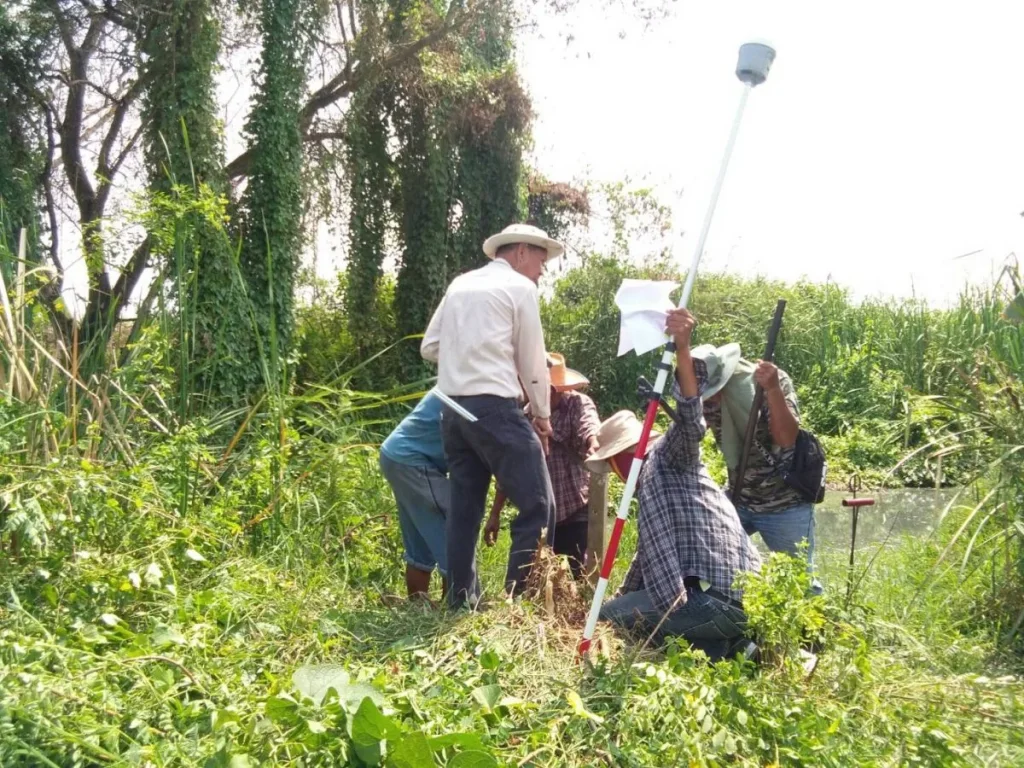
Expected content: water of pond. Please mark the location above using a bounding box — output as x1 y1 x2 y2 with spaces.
813 487 968 553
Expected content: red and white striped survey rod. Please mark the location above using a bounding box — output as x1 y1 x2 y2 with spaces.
577 41 777 657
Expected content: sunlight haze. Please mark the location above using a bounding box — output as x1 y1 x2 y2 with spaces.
517 1 1024 305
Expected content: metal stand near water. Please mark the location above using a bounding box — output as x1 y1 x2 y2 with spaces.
843 475 876 605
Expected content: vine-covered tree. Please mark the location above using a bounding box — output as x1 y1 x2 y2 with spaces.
141 0 237 404
0 5 47 279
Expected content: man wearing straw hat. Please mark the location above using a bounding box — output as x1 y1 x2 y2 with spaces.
484 353 600 579
597 310 762 659
421 224 562 609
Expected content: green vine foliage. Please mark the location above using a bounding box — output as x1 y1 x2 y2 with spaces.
393 93 453 377
236 0 317 399
141 0 238 409
447 67 531 276
337 0 536 383
0 4 45 281
344 82 395 356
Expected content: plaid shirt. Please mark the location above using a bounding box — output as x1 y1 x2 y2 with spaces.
620 374 763 611
531 391 600 524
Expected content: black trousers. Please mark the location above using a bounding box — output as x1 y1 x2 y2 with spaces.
442 395 556 608
553 518 589 580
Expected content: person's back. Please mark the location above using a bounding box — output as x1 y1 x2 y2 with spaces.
381 393 447 472
429 260 538 401
702 367 803 513
693 341 822 593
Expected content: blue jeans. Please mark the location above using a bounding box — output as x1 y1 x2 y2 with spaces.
379 453 448 576
600 586 748 656
736 503 823 594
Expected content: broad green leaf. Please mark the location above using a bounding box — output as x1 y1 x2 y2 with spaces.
447 751 498 768
566 691 603 723
736 709 748 727
386 731 433 768
265 694 300 726
353 741 382 766
306 719 327 734
228 756 253 768
211 710 241 733
78 623 108 646
292 664 349 706
712 727 726 748
479 649 500 670
151 623 186 648
471 684 502 713
292 664 385 710
428 733 485 751
352 696 403 745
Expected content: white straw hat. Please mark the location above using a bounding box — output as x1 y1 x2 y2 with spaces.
482 223 564 261
585 410 661 474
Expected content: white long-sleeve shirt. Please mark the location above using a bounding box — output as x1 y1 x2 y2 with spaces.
421 259 551 419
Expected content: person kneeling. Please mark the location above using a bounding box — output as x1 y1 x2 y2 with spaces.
597 309 762 660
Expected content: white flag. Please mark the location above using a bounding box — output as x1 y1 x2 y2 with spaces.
614 279 680 356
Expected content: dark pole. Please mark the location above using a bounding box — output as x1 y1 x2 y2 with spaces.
729 300 787 504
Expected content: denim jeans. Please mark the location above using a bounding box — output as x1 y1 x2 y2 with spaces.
442 395 556 608
599 586 748 656
379 453 448 576
735 502 823 594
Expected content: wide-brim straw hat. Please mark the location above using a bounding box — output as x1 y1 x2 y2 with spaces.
483 223 565 261
547 352 588 391
689 342 742 399
585 410 662 474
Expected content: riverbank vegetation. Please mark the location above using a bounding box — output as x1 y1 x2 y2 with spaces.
2 0 1023 763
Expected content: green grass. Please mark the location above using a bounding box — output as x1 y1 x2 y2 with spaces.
2 438 1023 766
3 204 1024 765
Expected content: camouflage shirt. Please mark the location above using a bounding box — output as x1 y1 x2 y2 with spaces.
702 369 805 513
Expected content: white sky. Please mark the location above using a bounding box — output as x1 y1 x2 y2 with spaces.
517 0 1024 305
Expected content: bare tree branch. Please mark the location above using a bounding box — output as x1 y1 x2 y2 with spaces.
95 72 150 209
110 236 151 312
41 109 63 276
47 0 110 223
108 120 145 181
224 2 471 180
347 0 358 41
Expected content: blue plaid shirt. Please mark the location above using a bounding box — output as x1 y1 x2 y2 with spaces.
619 374 763 611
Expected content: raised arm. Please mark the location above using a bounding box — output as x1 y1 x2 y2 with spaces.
666 308 699 398
756 362 799 448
